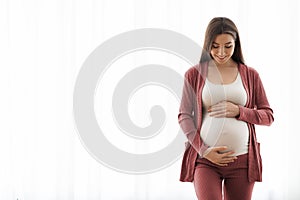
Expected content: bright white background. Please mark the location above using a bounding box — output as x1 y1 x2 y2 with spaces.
0 0 299 199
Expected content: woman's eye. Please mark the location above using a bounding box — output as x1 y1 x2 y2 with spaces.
225 45 233 48
212 45 219 48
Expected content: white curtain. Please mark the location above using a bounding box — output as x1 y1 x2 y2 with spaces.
0 0 299 199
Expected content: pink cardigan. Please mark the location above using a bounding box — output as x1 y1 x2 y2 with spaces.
178 62 274 182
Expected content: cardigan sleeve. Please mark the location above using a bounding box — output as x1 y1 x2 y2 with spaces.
237 71 274 126
178 70 209 156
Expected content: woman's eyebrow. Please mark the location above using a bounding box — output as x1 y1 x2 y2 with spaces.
212 42 233 45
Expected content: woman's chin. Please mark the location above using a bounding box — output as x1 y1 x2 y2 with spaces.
214 59 229 65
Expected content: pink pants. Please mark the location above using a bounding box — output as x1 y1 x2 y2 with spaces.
193 153 254 200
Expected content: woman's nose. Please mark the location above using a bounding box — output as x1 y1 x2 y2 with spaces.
218 47 225 55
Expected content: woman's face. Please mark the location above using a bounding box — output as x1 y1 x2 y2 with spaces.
210 34 235 65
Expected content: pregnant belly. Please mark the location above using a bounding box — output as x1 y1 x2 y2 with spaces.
200 116 249 155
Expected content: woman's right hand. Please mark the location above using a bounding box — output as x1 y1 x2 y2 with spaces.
203 146 237 166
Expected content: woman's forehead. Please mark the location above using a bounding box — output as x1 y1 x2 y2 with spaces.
213 34 235 44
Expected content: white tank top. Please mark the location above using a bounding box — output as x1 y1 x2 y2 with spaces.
200 72 249 156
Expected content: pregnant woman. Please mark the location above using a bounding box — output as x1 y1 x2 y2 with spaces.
178 17 274 200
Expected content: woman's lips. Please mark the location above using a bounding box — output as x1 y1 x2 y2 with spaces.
216 56 227 61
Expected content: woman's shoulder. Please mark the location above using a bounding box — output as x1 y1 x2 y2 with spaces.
184 64 199 77
239 63 260 77
184 62 207 78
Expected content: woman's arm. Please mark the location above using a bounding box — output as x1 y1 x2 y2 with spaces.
178 71 209 157
236 73 274 126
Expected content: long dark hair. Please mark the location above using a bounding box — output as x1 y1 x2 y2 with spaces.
200 17 245 64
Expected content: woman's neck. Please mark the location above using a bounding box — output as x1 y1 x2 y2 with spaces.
211 59 237 69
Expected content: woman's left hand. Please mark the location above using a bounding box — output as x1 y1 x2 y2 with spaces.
208 101 240 118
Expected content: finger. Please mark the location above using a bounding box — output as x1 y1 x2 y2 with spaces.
209 105 225 112
213 101 235 111
222 151 237 158
216 162 228 167
223 150 236 156
208 101 226 108
208 106 225 113
209 112 226 117
221 157 237 163
215 101 228 107
218 157 237 165
212 146 228 152
209 107 228 115
213 102 226 107
209 111 227 117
